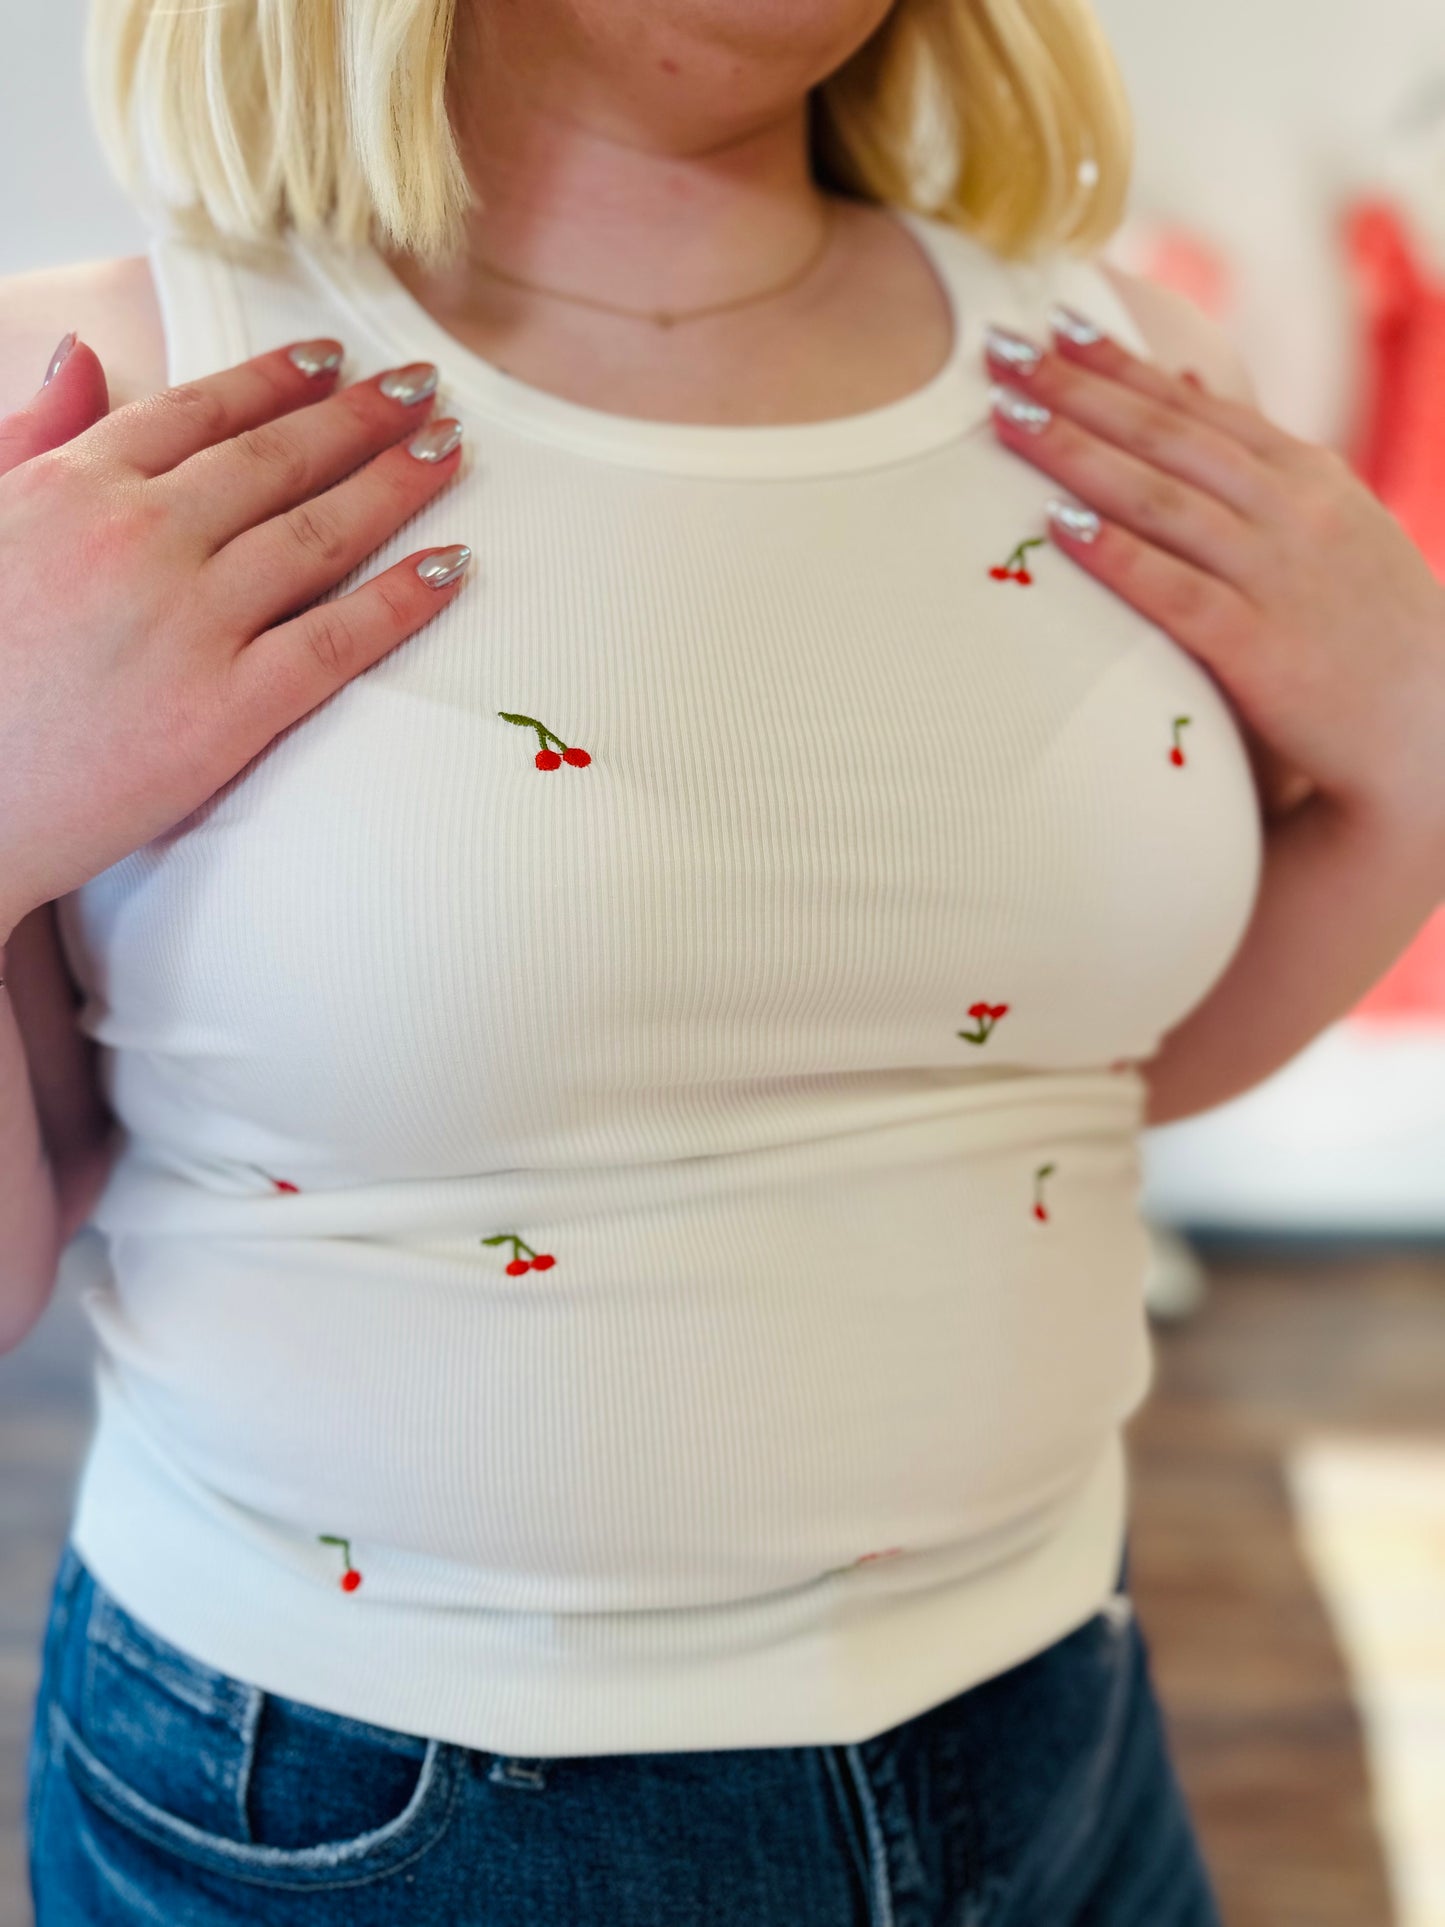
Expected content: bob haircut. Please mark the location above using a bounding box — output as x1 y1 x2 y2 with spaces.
84 0 1134 268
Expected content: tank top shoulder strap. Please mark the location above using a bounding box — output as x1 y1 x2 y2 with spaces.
899 208 1155 373
145 220 344 387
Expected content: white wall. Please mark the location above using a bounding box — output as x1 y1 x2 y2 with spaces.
1094 0 1445 447
0 0 149 278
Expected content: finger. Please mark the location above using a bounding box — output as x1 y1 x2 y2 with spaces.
157 362 444 555
0 335 110 476
1042 496 1260 687
987 331 1280 523
989 382 1265 590
229 544 473 734
203 413 465 633
1046 309 1319 473
87 338 346 477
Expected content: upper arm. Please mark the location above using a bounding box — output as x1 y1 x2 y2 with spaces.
6 901 119 1202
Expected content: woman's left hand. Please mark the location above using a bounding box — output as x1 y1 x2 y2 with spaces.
983 313 1445 858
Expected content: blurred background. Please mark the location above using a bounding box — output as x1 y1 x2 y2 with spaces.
3 1 1444 1922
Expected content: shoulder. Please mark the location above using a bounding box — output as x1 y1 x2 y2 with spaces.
0 250 167 419
1095 260 1259 406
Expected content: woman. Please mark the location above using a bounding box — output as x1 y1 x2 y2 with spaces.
5 0 1443 1920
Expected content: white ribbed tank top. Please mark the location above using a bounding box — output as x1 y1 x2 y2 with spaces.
58 204 1264 1757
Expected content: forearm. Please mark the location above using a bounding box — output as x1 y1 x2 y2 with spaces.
0 936 65 1353
1141 793 1444 1128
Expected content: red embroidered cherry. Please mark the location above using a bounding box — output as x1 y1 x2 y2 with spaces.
1169 748 1184 767
531 1253 556 1270
505 1257 532 1275
990 537 1045 584
272 1179 298 1194
1169 715 1191 767
319 1533 362 1591
1033 1161 1055 1222
500 711 592 771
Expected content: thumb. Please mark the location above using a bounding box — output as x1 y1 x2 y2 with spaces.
0 333 111 477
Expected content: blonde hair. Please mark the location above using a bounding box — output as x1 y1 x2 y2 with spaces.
84 0 1133 267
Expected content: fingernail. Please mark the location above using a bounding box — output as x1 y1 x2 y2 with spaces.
407 417 464 462
984 324 1043 375
1048 304 1105 346
380 362 439 405
287 339 344 377
990 384 1052 433
1047 498 1101 542
416 543 472 588
43 331 76 386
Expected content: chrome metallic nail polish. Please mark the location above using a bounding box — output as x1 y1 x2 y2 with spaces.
380 362 440 405
407 418 464 462
1048 304 1105 346
989 384 1052 433
1047 499 1101 542
984 324 1043 375
42 331 76 386
287 340 344 376
415 543 472 588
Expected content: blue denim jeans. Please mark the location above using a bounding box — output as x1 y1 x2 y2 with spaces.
27 1538 1223 1925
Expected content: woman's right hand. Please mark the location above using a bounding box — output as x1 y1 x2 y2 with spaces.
0 335 471 940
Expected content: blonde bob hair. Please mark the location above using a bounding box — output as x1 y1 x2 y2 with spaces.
84 0 1133 267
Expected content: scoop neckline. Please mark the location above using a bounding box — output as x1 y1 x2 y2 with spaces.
290 205 997 478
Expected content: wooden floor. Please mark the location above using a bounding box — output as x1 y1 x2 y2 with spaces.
3 1232 1442 1925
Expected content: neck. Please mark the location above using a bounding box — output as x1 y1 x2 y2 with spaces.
386 4 842 326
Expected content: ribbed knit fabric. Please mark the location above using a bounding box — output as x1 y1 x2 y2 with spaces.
57 205 1265 1757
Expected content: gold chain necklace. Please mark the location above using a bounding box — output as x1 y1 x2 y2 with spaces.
463 198 837 329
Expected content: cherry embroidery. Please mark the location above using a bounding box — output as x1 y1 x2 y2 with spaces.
482 1233 557 1276
1033 1163 1055 1222
498 711 592 771
1169 716 1192 766
957 1000 1009 1045
252 1166 299 1193
318 1534 363 1591
823 1546 906 1578
988 537 1045 585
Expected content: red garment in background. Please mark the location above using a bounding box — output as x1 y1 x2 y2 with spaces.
1338 199 1445 1021
1341 196 1445 577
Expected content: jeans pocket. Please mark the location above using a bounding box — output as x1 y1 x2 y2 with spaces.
47 1559 464 1891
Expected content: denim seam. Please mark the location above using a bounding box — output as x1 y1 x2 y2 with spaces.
820 1744 878 1921
993 1607 1140 1924
842 1744 896 1927
232 1683 265 1841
